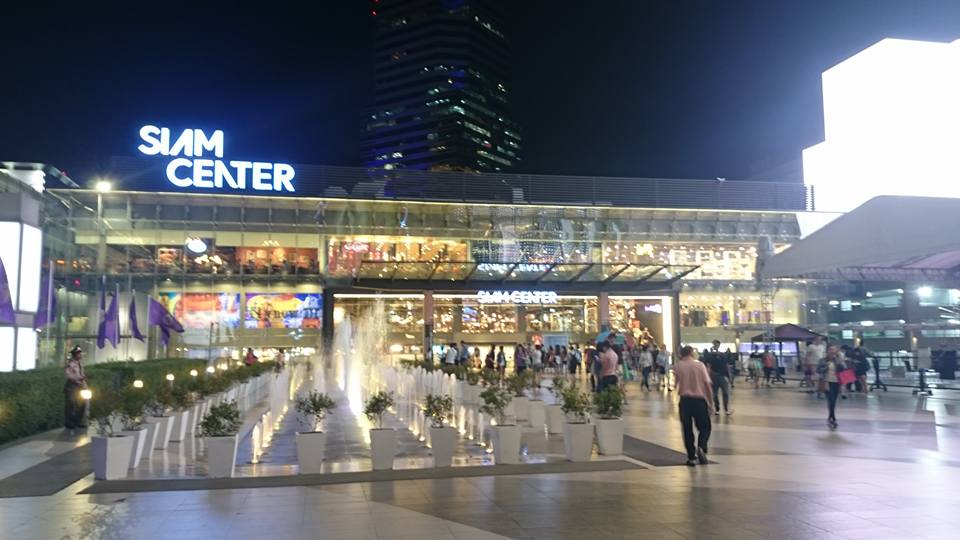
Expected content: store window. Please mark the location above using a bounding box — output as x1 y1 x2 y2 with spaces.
525 300 591 334
603 242 759 281
679 293 766 327
609 299 664 346
326 238 468 277
461 302 518 334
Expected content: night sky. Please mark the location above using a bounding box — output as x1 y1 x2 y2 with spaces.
3 1 959 186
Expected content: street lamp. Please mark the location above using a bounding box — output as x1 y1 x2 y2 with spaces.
165 373 175 382
190 369 198 377
79 388 93 400
94 178 113 272
95 180 112 193
133 379 144 388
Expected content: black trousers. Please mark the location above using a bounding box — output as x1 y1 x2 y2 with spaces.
598 375 618 393
679 396 711 460
64 383 86 429
826 382 840 422
641 367 651 390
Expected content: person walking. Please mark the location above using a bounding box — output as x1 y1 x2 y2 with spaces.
804 337 825 394
64 346 88 433
761 347 776 387
484 349 495 370
657 344 673 391
818 344 844 429
639 345 654 391
675 345 714 466
707 343 733 415
458 340 470 367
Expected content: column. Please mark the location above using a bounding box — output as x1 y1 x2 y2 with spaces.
599 292 610 332
423 291 434 363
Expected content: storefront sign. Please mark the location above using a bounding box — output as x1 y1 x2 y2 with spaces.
137 125 295 192
476 290 558 305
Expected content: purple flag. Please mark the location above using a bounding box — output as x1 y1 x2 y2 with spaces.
99 290 120 349
129 295 145 342
96 279 107 348
0 257 14 324
149 297 184 347
34 268 56 330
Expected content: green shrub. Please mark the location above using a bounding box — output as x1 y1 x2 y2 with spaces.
363 391 394 429
505 372 532 397
422 394 453 429
295 390 336 432
198 400 241 438
594 387 624 419
560 385 591 423
479 385 512 425
0 357 205 446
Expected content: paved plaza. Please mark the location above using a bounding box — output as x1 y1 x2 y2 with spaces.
2 376 960 540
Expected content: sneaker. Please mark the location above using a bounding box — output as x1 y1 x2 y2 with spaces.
725 410 734 416
686 459 697 467
697 448 708 465
714 410 720 416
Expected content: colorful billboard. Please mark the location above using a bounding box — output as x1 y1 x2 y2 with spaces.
244 293 322 329
159 292 241 329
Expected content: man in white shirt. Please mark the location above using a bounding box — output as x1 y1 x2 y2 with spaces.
444 343 458 365
531 344 544 386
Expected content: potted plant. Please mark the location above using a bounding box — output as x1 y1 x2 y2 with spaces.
423 394 455 467
90 389 134 480
560 385 593 462
199 400 242 478
169 385 196 443
594 387 625 455
505 373 531 422
480 385 520 464
545 377 566 435
118 388 149 468
146 384 175 450
364 391 396 470
294 390 337 474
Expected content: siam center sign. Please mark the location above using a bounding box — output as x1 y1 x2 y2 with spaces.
476 290 558 305
137 125 296 192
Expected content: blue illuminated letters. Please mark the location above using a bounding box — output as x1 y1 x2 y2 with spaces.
138 125 295 192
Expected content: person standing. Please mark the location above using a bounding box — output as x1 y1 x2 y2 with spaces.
804 337 825 394
484 349 495 371
514 343 528 373
818 345 844 429
707 345 733 415
639 345 654 391
64 346 88 432
761 347 776 387
597 342 619 392
445 343 458 366
496 345 507 377
657 344 672 391
458 340 470 366
531 344 543 386
675 345 714 466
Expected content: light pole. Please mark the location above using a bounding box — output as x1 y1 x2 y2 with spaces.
95 180 112 273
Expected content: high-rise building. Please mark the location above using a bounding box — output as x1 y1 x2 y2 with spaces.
363 0 521 172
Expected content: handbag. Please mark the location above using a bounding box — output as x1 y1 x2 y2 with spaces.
837 369 857 386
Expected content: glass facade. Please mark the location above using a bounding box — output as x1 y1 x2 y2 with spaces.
30 188 807 367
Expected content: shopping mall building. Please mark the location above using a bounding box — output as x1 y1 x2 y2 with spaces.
1 156 814 369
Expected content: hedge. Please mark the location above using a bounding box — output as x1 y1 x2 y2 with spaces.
0 358 276 446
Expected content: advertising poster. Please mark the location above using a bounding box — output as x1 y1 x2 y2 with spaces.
159 292 241 329
245 293 322 329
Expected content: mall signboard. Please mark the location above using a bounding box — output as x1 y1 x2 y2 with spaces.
476 290 558 305
137 125 296 193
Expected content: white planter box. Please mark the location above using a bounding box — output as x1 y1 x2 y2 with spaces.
513 396 530 422
206 435 239 478
546 404 564 434
370 429 398 470
490 424 521 464
429 426 456 467
468 384 481 405
152 416 174 450
92 435 134 480
595 417 625 455
118 428 147 468
296 431 327 474
141 418 160 457
190 402 203 435
563 422 594 462
170 409 191 443
527 400 546 430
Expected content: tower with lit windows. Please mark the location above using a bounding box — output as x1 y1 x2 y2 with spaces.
363 0 521 172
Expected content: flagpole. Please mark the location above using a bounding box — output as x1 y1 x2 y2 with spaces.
43 261 54 367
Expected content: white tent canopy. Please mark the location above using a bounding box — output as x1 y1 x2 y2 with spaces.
761 196 960 282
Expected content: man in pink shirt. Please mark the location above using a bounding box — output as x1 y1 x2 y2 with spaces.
674 345 714 466
597 342 620 392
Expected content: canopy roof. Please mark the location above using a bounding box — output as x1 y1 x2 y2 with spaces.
751 323 825 342
760 196 960 283
351 260 699 292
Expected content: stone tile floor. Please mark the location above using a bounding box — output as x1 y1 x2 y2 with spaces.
3 374 960 539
